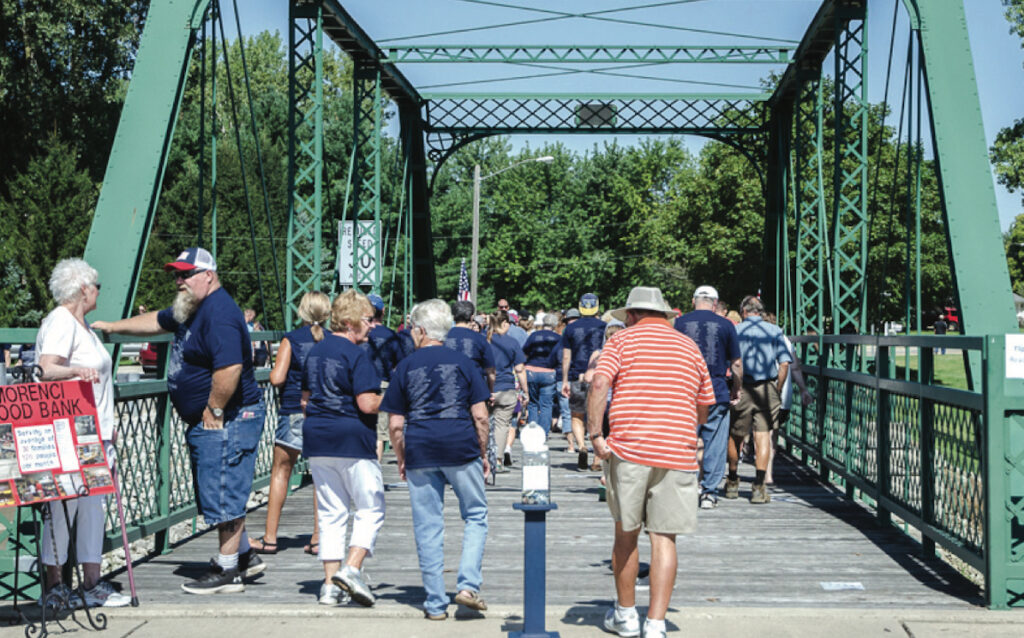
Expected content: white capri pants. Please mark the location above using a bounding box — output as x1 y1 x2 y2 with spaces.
309 456 386 561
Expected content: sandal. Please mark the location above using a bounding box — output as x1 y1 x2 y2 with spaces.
251 535 279 555
303 541 320 555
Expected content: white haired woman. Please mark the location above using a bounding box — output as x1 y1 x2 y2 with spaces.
302 290 384 606
35 258 130 609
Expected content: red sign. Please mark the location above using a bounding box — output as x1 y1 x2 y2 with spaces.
0 381 114 507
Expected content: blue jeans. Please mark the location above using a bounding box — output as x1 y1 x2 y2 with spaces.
526 370 556 435
186 401 267 525
406 459 488 616
699 403 730 496
275 412 304 451
555 381 571 432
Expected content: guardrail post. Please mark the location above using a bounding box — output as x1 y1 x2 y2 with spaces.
982 335 1024 609
876 343 891 526
919 346 935 558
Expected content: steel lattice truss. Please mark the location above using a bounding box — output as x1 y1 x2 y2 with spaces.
423 95 767 161
387 45 793 65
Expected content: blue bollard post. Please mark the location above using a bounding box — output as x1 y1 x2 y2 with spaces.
510 502 559 638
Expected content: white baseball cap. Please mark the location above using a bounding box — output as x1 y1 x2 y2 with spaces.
693 285 718 300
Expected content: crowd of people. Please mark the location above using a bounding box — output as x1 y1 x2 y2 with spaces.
25 245 812 637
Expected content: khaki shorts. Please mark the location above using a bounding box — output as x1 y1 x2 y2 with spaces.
376 381 390 442
605 455 698 534
730 381 780 437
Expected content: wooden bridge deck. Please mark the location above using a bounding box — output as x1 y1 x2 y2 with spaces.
114 438 982 611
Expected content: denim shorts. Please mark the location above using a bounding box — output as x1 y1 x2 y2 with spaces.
186 401 267 526
275 412 304 451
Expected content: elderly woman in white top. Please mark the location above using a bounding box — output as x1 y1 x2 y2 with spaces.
35 259 130 609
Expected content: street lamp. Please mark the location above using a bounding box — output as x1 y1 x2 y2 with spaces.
470 155 554 304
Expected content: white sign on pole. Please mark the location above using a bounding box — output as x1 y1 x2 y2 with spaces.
337 220 378 287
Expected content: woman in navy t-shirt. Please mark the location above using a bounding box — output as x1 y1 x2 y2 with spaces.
301 290 384 607
487 311 526 473
250 291 330 556
522 313 562 435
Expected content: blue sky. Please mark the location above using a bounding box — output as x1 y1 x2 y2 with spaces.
225 0 1024 229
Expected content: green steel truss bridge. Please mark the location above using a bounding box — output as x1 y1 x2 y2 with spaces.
2 0 1024 611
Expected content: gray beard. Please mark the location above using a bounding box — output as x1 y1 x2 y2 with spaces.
172 288 200 323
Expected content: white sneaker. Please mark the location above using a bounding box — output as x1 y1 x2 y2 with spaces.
603 607 640 637
318 582 342 605
80 581 131 608
699 493 718 510
643 619 667 638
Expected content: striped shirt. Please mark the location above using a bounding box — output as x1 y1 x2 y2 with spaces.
595 317 715 471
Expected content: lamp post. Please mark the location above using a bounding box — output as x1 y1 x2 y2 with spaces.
471 155 554 304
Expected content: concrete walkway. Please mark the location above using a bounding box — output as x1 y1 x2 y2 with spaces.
11 604 1024 637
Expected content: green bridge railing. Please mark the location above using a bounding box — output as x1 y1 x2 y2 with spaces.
783 334 1024 609
2 332 1022 608
0 331 290 602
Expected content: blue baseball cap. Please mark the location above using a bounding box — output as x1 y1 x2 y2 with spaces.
579 293 599 315
367 294 384 311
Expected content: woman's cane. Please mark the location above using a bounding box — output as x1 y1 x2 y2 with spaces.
110 466 139 605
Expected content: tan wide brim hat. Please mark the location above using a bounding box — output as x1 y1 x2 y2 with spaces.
609 286 675 322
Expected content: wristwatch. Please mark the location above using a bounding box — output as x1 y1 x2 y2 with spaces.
207 405 224 418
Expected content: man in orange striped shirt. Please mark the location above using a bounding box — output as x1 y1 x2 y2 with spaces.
586 287 715 638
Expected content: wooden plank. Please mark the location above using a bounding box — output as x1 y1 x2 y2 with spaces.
111 439 982 608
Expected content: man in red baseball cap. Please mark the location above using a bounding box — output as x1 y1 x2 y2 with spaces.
93 247 266 595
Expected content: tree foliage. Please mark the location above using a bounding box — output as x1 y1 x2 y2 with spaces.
994 1 1024 296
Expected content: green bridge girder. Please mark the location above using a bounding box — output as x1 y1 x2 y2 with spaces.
64 0 1020 607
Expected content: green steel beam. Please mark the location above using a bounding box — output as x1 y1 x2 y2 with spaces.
423 91 772 101
320 0 421 106
388 45 792 65
794 77 829 337
84 0 212 322
911 0 1016 339
351 63 384 292
398 102 437 300
286 0 325 329
830 3 869 337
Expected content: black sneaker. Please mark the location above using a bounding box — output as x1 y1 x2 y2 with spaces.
503 452 513 467
577 450 589 470
238 548 267 578
181 564 244 595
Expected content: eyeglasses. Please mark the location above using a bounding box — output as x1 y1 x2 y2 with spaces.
362 316 374 324
497 305 509 310
174 269 206 280
93 283 101 291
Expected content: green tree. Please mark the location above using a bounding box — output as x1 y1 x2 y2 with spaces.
0 136 98 317
994 1 1024 293
0 1 147 184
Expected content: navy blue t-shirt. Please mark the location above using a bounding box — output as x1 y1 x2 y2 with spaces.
443 326 496 383
302 334 380 459
279 325 319 415
490 333 525 392
359 324 401 382
380 345 490 469
561 316 606 380
674 309 741 404
157 288 262 426
395 328 416 361
522 329 561 369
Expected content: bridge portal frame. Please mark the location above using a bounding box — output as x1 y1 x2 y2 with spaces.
69 0 1020 608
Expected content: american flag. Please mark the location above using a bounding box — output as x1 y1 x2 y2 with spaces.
457 258 471 301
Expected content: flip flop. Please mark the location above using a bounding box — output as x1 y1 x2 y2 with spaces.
251 535 279 555
304 541 319 555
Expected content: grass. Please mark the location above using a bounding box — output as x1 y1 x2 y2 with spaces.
889 353 970 391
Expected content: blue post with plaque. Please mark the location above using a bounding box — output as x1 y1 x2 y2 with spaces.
509 502 559 638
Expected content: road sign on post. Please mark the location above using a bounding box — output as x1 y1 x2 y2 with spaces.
338 219 379 289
